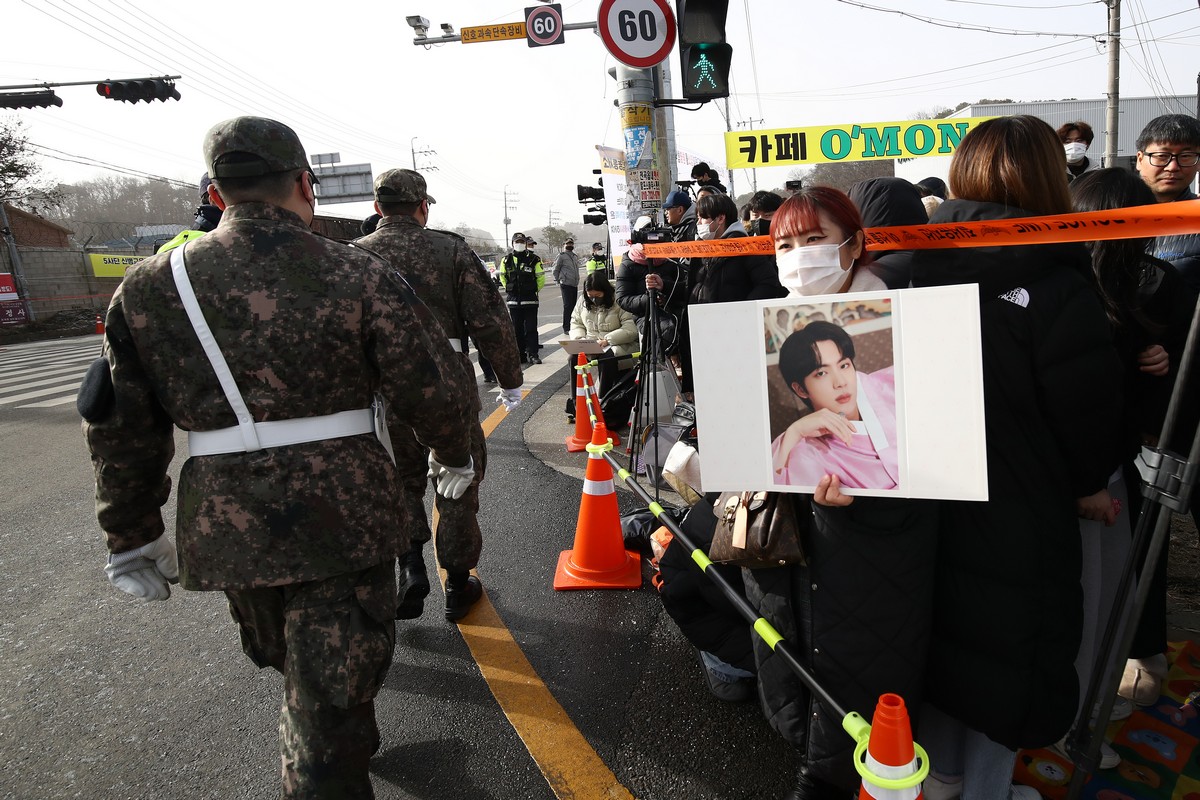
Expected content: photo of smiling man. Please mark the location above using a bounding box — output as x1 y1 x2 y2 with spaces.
768 304 900 491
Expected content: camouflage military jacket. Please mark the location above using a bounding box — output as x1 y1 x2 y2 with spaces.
83 202 473 590
356 215 523 390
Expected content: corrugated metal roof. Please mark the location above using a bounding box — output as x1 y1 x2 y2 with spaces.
963 95 1198 157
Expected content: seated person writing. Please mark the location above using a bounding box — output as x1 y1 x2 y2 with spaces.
564 273 639 429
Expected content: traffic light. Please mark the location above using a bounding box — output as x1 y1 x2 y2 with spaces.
677 0 732 101
577 185 604 203
0 90 63 109
96 79 181 104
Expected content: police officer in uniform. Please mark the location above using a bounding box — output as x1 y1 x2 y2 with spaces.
81 116 475 799
499 232 545 364
355 168 524 621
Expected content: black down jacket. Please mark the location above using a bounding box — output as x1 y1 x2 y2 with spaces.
742 496 938 792
911 199 1123 750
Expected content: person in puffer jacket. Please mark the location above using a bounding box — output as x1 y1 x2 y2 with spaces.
564 272 638 429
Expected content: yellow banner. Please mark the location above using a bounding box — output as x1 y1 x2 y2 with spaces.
724 117 993 169
641 200 1200 257
89 253 147 277
460 23 526 44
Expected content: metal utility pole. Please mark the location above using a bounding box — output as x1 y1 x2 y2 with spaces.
722 97 735 197
411 137 436 171
503 185 518 245
615 63 660 228
737 117 764 193
548 207 561 227
653 62 678 213
1104 0 1121 167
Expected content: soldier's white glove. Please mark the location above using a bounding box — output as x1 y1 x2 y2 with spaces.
428 454 475 500
104 535 179 601
498 386 524 411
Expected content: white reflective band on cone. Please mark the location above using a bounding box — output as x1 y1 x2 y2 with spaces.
861 753 921 800
577 387 587 396
583 478 615 496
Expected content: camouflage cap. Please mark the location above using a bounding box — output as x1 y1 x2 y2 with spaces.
374 168 437 205
203 117 309 179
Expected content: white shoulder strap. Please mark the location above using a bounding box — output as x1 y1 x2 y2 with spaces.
169 244 262 452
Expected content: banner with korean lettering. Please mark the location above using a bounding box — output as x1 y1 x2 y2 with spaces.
596 145 631 264
724 117 993 169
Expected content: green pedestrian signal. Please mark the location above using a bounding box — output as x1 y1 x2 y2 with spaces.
677 1 732 101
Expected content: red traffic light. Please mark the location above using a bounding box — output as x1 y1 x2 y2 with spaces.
96 79 181 104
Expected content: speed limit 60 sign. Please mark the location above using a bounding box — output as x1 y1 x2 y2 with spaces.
597 0 677 68
526 4 565 47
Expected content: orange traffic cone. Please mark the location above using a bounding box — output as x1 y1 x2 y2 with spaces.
582 362 620 447
856 693 926 800
554 421 642 590
565 352 593 453
94 313 104 335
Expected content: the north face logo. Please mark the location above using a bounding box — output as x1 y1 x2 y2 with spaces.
999 287 1030 307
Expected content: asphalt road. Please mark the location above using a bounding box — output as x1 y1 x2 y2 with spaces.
0 286 797 800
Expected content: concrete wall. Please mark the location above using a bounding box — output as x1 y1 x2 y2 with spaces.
16 247 119 318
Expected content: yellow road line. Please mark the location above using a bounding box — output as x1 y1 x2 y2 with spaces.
434 396 635 800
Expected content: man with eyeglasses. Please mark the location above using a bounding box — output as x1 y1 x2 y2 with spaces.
1136 113 1200 287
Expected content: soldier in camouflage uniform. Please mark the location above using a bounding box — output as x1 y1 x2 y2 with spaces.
81 117 475 799
355 169 524 622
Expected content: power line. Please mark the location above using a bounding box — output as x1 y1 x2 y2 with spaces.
27 142 198 189
831 0 1100 37
940 0 1102 7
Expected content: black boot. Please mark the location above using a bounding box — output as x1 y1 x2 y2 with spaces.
444 572 483 622
395 549 430 620
781 765 851 800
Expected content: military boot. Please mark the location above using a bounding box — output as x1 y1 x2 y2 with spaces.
395 549 430 620
444 572 483 622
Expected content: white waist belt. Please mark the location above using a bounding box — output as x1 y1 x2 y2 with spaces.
188 408 375 457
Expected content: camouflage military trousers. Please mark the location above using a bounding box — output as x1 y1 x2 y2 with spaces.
225 561 397 799
393 413 487 574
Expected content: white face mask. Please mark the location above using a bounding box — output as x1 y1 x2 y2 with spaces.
696 221 715 240
1064 142 1087 163
513 243 526 252
775 237 852 296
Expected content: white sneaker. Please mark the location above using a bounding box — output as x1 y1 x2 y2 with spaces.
1010 786 1043 800
922 774 962 800
1099 695 1128 724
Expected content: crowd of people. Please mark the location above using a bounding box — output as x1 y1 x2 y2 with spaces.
80 110 1200 799
615 113 1200 800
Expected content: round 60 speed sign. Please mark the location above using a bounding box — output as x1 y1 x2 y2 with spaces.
597 0 677 68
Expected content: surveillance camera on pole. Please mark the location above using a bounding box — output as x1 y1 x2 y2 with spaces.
406 15 430 38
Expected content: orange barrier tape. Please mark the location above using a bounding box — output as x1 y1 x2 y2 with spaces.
640 200 1200 259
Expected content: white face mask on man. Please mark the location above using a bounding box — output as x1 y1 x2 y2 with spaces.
696 221 716 240
775 237 852 296
513 242 527 252
1064 141 1088 164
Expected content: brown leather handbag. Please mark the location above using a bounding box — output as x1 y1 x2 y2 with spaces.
708 491 805 569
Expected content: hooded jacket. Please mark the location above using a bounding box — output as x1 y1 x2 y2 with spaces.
689 221 786 304
910 199 1122 749
848 177 928 289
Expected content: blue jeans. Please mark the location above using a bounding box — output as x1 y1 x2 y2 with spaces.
700 650 754 683
920 704 1018 800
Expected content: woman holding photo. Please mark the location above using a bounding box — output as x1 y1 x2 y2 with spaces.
740 186 936 799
